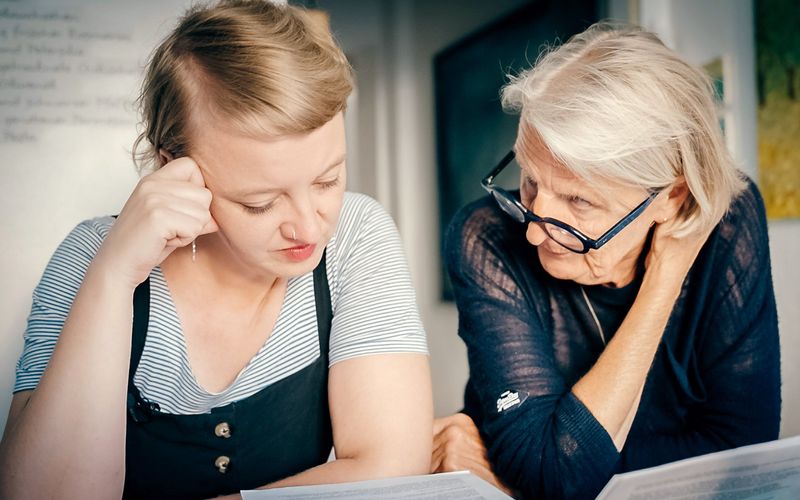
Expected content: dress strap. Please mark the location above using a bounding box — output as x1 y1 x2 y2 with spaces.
127 278 160 422
313 249 333 355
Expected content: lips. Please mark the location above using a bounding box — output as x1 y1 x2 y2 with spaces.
280 243 316 262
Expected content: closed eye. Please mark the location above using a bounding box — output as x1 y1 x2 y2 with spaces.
316 177 340 190
567 195 594 208
243 202 275 215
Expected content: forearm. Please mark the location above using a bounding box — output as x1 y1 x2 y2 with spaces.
572 260 684 450
265 452 429 490
614 382 644 449
0 259 134 499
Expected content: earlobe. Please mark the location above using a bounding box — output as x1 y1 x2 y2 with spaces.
659 176 689 221
158 148 175 167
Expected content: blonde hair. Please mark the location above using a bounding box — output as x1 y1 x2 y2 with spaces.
502 23 746 237
133 0 353 172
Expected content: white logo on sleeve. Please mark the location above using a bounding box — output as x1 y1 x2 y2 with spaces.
496 390 526 413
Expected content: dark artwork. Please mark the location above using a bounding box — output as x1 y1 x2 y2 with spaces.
435 0 598 300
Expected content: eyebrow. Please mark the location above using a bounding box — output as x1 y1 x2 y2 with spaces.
232 155 346 198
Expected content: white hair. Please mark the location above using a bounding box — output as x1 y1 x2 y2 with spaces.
502 22 746 237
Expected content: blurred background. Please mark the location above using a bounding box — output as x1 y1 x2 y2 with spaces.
1 0 797 438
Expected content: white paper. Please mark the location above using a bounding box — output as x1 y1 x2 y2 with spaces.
241 471 514 499
596 436 800 500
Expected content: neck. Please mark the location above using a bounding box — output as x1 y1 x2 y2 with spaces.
599 239 648 289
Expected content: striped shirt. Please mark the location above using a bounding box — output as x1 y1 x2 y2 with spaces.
14 192 428 414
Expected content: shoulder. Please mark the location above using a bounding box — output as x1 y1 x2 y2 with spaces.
45 215 115 268
707 178 770 281
717 178 768 247
445 195 541 306
34 216 115 304
337 191 395 232
58 216 116 253
446 195 508 251
446 195 536 277
328 192 400 262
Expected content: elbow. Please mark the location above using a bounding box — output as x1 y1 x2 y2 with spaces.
374 442 432 477
397 438 433 475
485 419 609 500
343 439 431 479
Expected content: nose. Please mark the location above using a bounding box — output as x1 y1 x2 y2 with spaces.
526 222 547 246
525 191 551 246
283 194 323 243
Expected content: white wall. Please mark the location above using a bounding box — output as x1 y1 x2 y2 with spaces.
0 0 193 435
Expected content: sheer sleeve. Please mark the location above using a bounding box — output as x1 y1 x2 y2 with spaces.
621 181 781 469
446 200 619 499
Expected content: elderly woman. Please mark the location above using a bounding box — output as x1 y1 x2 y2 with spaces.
432 24 780 499
0 2 431 499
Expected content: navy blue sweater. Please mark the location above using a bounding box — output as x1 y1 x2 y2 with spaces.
446 180 781 499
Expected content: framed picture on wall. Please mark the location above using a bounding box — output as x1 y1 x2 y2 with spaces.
434 0 598 300
755 0 800 220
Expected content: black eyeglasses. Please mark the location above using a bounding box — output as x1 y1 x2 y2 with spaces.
481 150 658 254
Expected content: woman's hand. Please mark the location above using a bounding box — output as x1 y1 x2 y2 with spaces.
431 413 515 496
94 157 218 289
646 217 714 280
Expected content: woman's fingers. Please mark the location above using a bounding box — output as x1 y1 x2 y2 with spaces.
432 413 491 473
151 156 206 185
431 416 513 496
95 156 217 288
199 216 220 235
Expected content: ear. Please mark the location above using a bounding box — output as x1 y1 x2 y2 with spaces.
158 148 175 167
656 176 689 223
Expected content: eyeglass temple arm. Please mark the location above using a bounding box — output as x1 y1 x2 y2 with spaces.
592 193 658 249
482 150 517 187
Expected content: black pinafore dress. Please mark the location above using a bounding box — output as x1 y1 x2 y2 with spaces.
122 252 333 499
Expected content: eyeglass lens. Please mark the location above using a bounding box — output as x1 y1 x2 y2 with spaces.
492 189 585 251
541 223 584 251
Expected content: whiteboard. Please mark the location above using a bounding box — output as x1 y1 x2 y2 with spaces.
0 0 193 434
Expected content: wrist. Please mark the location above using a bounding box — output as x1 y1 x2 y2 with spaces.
86 253 140 295
640 258 686 303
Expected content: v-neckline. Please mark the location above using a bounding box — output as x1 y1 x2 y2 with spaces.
151 266 305 396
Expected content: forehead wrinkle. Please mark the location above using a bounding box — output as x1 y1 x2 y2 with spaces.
516 140 585 191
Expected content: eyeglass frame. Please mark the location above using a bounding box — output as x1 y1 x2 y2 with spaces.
480 150 659 254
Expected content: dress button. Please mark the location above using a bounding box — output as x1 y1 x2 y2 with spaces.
214 421 231 438
215 455 230 474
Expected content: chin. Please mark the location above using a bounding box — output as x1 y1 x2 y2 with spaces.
538 251 580 281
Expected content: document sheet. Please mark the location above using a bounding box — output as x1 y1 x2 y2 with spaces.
596 435 800 500
241 471 513 499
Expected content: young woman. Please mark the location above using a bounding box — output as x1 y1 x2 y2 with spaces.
0 2 432 498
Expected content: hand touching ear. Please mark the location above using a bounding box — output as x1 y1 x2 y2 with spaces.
96 156 219 289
